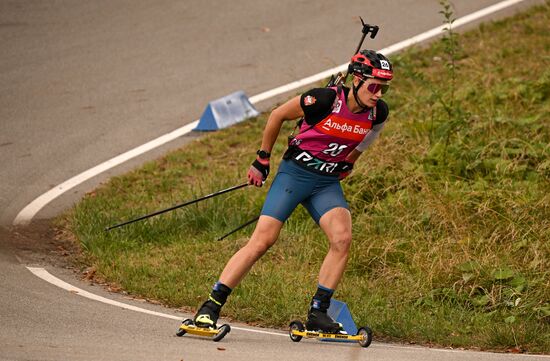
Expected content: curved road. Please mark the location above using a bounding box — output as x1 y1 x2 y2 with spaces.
1 1 548 360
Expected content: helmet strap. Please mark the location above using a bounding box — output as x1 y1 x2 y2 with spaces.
352 79 369 110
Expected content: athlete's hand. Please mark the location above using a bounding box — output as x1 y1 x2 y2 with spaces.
247 158 270 187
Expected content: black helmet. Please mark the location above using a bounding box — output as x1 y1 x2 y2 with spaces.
349 50 393 81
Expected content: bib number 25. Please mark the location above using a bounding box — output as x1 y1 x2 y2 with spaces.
323 143 347 157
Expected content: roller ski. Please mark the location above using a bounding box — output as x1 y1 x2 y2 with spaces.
176 318 231 342
176 299 230 342
288 309 373 348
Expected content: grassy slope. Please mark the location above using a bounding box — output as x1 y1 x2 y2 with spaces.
61 3 550 353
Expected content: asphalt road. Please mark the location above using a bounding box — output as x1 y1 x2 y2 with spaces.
1 1 548 360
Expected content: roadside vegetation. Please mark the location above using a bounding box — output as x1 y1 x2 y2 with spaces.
59 2 549 353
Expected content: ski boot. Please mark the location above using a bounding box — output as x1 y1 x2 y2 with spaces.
175 300 230 342
194 299 220 328
289 309 373 348
305 308 345 334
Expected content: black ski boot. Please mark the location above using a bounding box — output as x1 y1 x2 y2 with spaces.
194 299 221 329
193 282 232 328
306 308 344 334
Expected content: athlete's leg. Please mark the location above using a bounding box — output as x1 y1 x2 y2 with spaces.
193 216 283 327
219 161 310 287
219 215 283 288
302 178 352 290
305 207 351 332
317 207 352 289
194 160 305 327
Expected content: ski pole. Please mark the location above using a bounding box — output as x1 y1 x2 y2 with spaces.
105 182 249 231
217 215 260 241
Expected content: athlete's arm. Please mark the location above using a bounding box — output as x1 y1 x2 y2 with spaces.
259 96 303 153
350 99 389 159
345 122 386 163
345 149 363 163
301 88 337 125
340 125 383 179
345 125 383 162
354 122 386 154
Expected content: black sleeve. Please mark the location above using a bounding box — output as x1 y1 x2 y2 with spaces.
300 88 337 125
373 99 389 125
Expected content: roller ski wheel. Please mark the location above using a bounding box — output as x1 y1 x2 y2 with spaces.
176 319 231 342
288 320 373 348
212 324 231 342
176 318 193 337
289 320 305 342
357 326 373 348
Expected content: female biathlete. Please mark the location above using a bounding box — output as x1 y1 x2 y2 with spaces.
193 49 393 333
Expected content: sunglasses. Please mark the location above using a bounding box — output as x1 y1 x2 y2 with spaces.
366 82 390 95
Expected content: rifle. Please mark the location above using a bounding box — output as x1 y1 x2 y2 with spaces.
326 18 379 88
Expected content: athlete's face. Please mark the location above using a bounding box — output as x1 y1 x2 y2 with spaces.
355 77 390 108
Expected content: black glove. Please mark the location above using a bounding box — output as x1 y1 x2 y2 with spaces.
247 158 270 187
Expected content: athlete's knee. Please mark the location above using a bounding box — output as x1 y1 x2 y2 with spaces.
245 236 276 258
319 208 352 253
329 231 352 254
246 223 280 257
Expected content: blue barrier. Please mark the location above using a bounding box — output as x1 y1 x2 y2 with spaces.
194 90 259 131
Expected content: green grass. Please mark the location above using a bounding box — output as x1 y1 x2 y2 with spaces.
59 3 550 353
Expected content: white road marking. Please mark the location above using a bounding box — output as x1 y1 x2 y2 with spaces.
26 266 287 337
13 122 198 226
25 266 550 358
13 0 528 226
